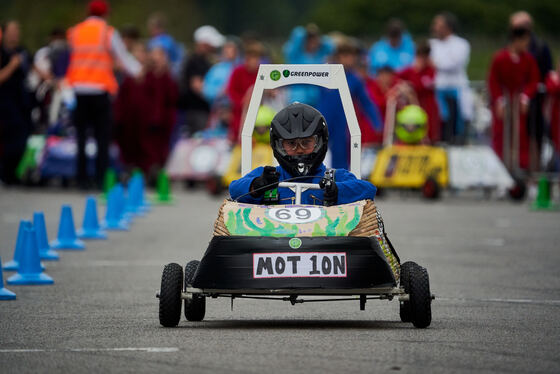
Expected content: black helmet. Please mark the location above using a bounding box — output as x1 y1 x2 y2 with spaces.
270 103 329 176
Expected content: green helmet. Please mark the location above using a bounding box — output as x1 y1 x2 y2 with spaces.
395 105 428 144
253 105 276 144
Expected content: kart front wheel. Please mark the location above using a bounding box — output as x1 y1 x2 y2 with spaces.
399 262 415 322
409 264 432 328
184 260 206 321
159 263 183 327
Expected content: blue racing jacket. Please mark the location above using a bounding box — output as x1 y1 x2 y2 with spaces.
229 164 377 205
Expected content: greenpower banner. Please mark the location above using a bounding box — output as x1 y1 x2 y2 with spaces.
223 201 366 237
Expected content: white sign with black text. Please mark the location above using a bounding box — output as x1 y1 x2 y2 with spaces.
253 252 347 278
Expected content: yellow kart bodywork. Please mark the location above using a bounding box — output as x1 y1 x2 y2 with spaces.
370 145 448 189
222 143 274 186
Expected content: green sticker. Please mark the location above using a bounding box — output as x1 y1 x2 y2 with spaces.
289 237 302 249
283 69 290 78
270 70 281 81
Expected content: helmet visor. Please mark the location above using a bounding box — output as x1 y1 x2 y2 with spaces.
281 135 319 154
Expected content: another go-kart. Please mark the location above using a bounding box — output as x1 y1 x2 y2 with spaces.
157 64 434 328
370 102 515 199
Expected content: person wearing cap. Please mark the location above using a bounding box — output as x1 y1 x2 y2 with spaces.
368 18 415 75
282 24 335 107
65 0 142 189
179 25 225 136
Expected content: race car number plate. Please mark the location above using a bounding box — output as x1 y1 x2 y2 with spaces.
253 252 347 278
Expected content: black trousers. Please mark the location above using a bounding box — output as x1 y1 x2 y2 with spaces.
74 93 111 186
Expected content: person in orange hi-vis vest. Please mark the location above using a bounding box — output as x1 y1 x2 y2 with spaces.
65 0 141 189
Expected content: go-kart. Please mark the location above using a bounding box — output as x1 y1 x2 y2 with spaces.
157 64 434 328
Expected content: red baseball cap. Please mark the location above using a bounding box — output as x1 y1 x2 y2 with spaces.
88 0 110 17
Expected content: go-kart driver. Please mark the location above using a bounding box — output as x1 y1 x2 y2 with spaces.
229 103 377 206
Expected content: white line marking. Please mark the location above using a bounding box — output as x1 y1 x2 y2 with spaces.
438 297 560 306
0 347 179 353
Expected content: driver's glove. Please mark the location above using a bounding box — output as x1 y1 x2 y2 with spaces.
250 166 280 197
320 178 338 206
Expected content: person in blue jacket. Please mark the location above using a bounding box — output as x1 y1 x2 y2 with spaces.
229 103 377 206
318 41 382 169
368 19 415 75
282 25 335 107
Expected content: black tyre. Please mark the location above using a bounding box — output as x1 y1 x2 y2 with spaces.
508 179 526 201
184 260 206 321
159 263 183 327
399 262 416 322
409 265 432 328
422 177 440 199
183 179 197 190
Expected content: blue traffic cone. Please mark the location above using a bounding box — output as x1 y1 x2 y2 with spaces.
78 196 108 239
3 220 44 271
0 257 16 300
125 177 142 216
50 205 85 250
7 226 54 285
34 212 60 261
101 184 129 230
133 174 151 213
3 220 31 271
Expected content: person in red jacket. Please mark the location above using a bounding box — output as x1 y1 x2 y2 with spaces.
398 41 441 143
226 41 263 143
114 44 177 178
487 26 540 170
363 66 400 145
545 65 560 154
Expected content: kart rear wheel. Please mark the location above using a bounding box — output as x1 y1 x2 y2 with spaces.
422 177 440 199
409 264 432 328
159 263 183 327
184 260 206 322
399 262 415 322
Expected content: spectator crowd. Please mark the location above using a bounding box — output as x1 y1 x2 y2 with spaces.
1 0 558 188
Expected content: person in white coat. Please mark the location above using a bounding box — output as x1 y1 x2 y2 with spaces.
430 12 473 144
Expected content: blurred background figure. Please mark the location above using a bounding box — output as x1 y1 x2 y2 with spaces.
487 25 539 171
114 42 148 175
0 20 32 185
65 0 141 189
202 38 239 105
510 11 554 171
147 12 184 80
27 27 70 131
545 64 560 167
368 18 415 75
398 40 440 143
283 24 334 106
120 24 140 52
179 25 224 136
226 41 263 143
318 39 382 169
430 11 472 145
114 44 178 182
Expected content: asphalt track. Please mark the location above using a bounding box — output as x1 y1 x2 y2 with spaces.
1 186 559 373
